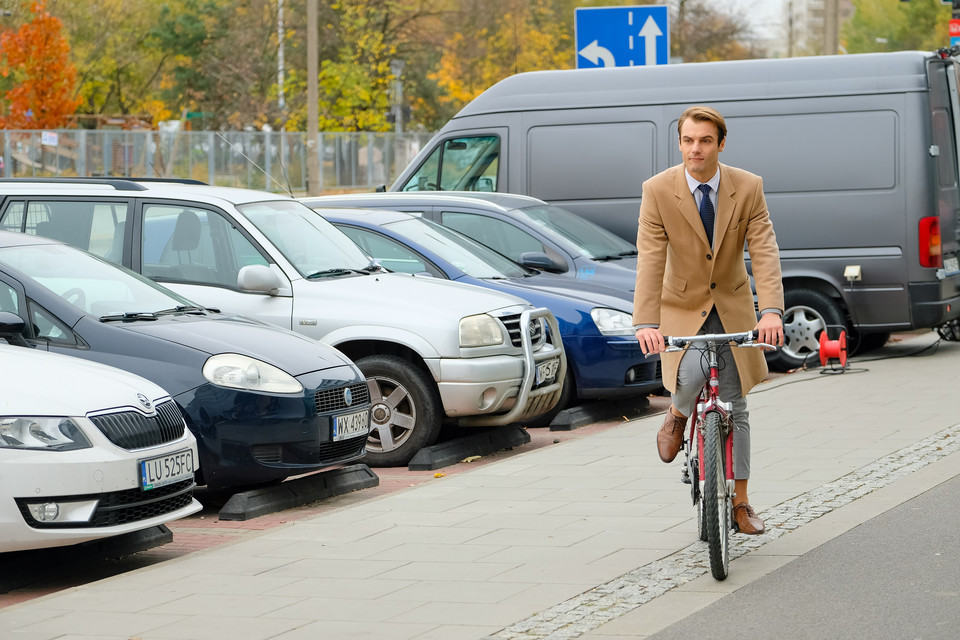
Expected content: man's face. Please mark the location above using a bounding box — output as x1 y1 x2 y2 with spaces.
679 118 725 182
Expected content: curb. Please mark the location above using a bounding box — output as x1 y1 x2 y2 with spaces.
408 425 531 470
0 525 172 594
550 395 652 431
218 464 379 521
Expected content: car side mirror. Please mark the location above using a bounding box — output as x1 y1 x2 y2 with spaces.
237 264 283 295
0 310 29 347
519 251 567 274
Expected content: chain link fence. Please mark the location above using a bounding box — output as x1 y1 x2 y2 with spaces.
0 129 434 194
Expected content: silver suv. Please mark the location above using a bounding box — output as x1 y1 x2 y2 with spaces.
0 178 565 466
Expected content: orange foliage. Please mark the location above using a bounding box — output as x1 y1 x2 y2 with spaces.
0 1 82 129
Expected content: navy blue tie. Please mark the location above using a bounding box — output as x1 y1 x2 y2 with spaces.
698 183 714 247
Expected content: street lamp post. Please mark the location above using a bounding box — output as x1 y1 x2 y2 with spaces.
306 0 320 195
390 59 405 135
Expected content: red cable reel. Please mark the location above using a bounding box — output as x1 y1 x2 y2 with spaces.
818 329 847 369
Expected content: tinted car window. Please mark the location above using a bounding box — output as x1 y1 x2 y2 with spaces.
29 301 78 346
338 225 437 276
142 204 265 287
0 202 24 233
0 281 19 314
441 211 544 261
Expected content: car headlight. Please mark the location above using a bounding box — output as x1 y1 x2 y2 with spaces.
203 354 303 393
459 313 505 346
591 307 636 336
0 417 91 451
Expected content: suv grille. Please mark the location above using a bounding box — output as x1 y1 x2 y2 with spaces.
315 382 370 415
18 479 195 529
499 314 544 348
89 400 186 450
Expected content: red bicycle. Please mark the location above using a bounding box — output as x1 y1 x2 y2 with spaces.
660 330 775 580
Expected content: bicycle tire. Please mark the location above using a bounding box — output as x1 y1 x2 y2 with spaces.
692 457 708 542
702 411 730 580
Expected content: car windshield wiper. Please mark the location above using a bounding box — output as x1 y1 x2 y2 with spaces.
155 305 208 316
595 250 638 261
99 311 158 322
306 267 372 279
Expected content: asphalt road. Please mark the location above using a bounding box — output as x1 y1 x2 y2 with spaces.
650 474 960 640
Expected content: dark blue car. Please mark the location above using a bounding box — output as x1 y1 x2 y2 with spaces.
0 232 371 489
317 208 660 422
303 191 639 293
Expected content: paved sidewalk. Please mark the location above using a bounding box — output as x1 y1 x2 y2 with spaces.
1 332 957 640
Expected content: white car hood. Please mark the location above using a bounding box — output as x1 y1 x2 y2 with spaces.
0 345 169 417
311 271 532 313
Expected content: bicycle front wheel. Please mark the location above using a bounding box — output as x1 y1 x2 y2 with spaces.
702 410 730 580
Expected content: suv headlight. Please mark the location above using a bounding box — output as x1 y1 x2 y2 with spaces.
591 308 635 336
203 354 303 393
0 417 91 451
459 313 505 346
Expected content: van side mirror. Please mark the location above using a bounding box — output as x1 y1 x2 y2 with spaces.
237 264 283 295
519 251 567 273
0 310 29 347
375 184 386 192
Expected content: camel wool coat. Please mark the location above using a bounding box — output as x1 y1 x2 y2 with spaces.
633 163 784 395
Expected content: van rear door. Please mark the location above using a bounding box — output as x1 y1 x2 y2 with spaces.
913 55 960 327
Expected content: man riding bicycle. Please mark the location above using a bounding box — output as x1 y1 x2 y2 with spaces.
633 105 785 535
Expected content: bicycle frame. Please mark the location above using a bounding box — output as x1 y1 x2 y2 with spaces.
661 330 775 581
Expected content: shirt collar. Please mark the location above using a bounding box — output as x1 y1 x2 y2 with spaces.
685 167 721 195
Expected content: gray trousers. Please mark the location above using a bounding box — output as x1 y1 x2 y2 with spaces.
670 310 751 479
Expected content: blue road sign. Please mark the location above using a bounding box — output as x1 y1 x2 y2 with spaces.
575 5 670 69
953 36 960 47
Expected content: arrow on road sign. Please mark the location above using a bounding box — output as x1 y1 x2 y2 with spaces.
578 40 616 67
638 15 663 66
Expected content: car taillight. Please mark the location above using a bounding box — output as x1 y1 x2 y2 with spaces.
919 216 943 268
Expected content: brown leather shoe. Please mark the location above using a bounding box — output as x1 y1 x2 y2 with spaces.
733 503 765 535
656 409 686 463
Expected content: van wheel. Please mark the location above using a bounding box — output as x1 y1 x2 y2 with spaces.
768 289 846 371
356 355 442 467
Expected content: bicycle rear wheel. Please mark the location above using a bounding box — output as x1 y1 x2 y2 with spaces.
702 411 730 580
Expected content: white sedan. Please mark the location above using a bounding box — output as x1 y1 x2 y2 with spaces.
0 318 201 553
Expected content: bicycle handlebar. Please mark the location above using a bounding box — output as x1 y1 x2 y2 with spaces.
661 329 777 353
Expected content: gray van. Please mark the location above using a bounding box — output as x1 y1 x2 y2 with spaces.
389 50 960 369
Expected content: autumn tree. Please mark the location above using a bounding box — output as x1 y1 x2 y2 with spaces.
843 0 950 54
53 0 172 124
0 0 82 129
430 0 572 115
672 0 761 63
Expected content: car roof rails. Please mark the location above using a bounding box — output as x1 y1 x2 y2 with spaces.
122 177 209 185
0 177 149 191
0 177 209 191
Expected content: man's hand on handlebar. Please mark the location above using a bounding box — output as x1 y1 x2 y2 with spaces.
636 327 666 355
755 313 784 349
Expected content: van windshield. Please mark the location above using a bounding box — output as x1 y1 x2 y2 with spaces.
238 201 374 277
402 136 499 192
516 205 637 260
